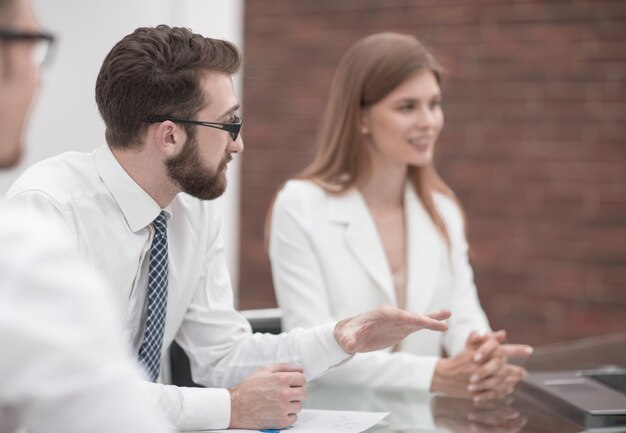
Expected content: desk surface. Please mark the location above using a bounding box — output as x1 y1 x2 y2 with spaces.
304 334 626 433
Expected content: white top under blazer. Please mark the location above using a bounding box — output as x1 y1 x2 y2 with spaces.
269 179 491 390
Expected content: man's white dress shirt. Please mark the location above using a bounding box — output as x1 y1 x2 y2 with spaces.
0 204 173 433
6 146 349 431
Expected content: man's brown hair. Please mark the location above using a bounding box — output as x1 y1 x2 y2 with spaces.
95 25 241 150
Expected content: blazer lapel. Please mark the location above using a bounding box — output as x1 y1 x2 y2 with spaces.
405 185 445 314
328 190 396 305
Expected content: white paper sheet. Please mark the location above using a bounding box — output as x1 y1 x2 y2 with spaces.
206 409 388 433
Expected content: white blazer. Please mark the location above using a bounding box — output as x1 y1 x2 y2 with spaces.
269 179 491 390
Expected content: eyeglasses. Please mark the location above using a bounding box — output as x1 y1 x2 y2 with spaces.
142 115 243 142
0 30 55 67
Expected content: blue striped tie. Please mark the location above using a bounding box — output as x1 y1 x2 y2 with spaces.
138 211 169 382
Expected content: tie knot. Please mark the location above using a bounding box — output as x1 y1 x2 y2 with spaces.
152 211 168 233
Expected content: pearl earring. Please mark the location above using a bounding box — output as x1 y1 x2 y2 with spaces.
361 126 369 135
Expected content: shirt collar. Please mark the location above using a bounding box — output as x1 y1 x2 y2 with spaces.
95 145 170 233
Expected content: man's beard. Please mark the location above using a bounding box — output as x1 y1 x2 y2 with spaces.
165 135 231 200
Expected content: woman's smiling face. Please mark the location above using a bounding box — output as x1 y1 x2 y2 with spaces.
362 69 443 169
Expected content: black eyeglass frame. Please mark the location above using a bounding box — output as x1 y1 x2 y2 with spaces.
142 115 243 141
0 29 55 43
0 29 55 67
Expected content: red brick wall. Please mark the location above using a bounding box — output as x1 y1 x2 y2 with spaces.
239 0 626 346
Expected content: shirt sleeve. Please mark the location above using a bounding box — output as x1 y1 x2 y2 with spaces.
0 207 174 433
168 207 349 430
141 320 348 432
139 382 231 431
178 226 350 386
4 188 78 244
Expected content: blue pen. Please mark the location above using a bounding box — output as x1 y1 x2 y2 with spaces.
260 426 294 432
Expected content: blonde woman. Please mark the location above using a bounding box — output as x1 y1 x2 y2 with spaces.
269 33 533 401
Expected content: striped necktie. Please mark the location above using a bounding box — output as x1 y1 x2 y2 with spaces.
138 210 169 382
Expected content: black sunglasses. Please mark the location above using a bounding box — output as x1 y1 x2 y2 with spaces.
0 29 55 67
142 115 243 142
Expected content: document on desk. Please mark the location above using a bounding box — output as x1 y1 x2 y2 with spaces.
209 409 388 432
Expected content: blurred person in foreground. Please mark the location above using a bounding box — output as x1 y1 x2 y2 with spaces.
0 0 173 431
5 25 452 431
269 33 533 401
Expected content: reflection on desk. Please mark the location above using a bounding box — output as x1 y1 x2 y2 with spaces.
306 384 586 433
304 335 626 433
184 336 626 433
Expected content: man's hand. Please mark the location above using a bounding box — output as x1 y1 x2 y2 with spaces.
228 364 306 430
334 305 451 354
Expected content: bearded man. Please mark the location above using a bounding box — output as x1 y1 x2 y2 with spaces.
6 25 451 432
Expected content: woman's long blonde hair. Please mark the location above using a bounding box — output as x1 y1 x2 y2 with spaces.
298 32 461 244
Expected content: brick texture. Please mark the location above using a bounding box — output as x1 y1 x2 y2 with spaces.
240 0 626 346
